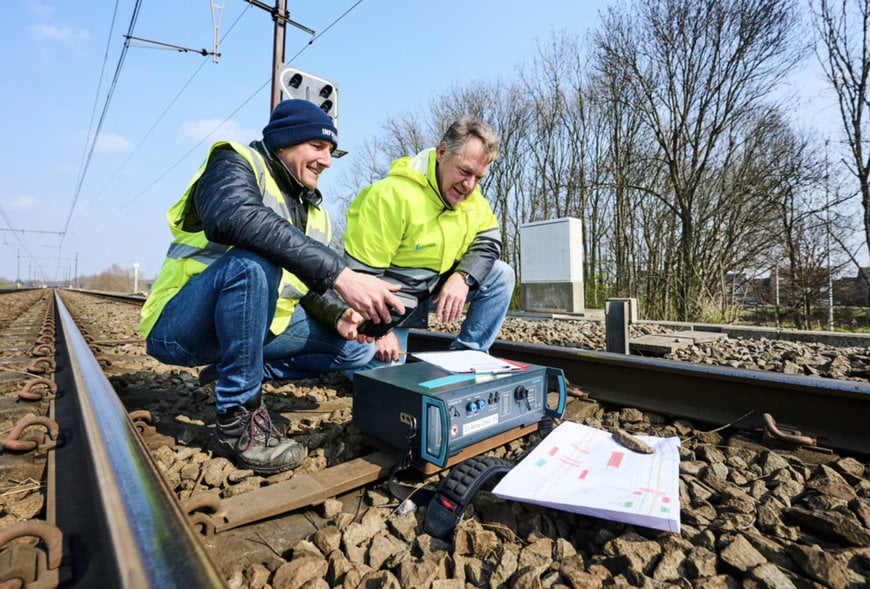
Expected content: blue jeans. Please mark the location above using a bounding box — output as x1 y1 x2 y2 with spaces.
355 259 515 372
145 249 375 412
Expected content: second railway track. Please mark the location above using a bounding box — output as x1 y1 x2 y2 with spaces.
408 333 870 455
1 288 868 588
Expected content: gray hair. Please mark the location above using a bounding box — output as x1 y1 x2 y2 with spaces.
440 116 500 161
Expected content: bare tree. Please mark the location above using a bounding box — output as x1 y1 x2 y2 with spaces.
338 10 839 322
718 109 825 323
516 32 589 223
813 0 870 302
589 37 664 305
473 84 535 272
84 264 134 293
516 31 619 304
593 0 804 320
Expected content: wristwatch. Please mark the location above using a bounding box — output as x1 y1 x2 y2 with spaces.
457 270 475 287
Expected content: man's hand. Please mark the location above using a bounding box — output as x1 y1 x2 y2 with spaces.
374 331 403 362
334 268 405 324
434 272 470 323
335 308 374 343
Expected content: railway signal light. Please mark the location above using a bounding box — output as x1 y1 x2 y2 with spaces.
287 73 303 89
278 66 345 156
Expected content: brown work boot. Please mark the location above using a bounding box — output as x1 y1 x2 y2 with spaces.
213 396 306 474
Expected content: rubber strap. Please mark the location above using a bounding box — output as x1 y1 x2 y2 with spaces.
423 456 513 540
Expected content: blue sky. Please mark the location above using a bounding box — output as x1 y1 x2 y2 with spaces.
0 1 839 284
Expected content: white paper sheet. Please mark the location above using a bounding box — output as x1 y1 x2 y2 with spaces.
412 350 524 374
492 421 681 532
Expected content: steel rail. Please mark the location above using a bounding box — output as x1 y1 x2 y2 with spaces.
52 291 226 587
62 289 146 305
408 331 870 454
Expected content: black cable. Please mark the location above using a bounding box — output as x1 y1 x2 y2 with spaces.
76 1 368 234
78 4 253 221
59 0 144 260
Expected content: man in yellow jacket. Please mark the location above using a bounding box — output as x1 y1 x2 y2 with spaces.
344 116 515 368
140 99 403 474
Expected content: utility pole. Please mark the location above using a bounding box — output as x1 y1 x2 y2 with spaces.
774 265 780 328
269 0 286 111
244 0 315 112
825 139 834 331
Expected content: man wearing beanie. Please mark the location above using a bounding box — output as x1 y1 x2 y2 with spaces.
139 99 404 474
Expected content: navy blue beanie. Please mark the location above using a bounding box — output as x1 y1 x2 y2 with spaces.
262 99 338 151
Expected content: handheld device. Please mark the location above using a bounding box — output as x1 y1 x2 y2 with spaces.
357 290 419 338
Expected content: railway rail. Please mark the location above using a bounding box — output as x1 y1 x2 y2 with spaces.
1 290 223 587
0 288 868 588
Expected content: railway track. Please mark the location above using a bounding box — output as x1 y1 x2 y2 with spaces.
1 289 868 588
1 290 224 587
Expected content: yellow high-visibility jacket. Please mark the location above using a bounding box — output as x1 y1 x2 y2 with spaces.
344 147 502 296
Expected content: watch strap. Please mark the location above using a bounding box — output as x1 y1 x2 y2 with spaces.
457 270 475 287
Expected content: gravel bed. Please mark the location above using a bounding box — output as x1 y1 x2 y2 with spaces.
2 291 869 588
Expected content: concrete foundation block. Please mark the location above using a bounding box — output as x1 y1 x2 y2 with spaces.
521 282 584 313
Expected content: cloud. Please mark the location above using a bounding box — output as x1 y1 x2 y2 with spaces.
180 119 259 145
6 195 40 210
25 0 53 19
31 24 90 44
95 132 133 152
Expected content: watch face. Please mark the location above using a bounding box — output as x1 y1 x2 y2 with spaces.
465 273 475 286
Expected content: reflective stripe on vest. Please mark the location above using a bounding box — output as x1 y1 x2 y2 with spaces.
165 240 231 264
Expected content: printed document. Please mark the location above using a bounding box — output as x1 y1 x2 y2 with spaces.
492 421 681 532
412 350 524 374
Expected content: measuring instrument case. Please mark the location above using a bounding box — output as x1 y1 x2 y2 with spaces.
353 361 566 467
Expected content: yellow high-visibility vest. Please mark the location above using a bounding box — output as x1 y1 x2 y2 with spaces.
139 141 331 337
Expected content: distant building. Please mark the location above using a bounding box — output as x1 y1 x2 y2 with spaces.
833 268 870 307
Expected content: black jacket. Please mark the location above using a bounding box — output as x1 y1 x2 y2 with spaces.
189 140 350 328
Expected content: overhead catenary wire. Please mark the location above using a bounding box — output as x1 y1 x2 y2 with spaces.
79 0 366 230
0 205 42 276
122 34 215 57
58 0 144 256
76 0 122 216
78 3 253 221
3 1 123 283
49 1 367 283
